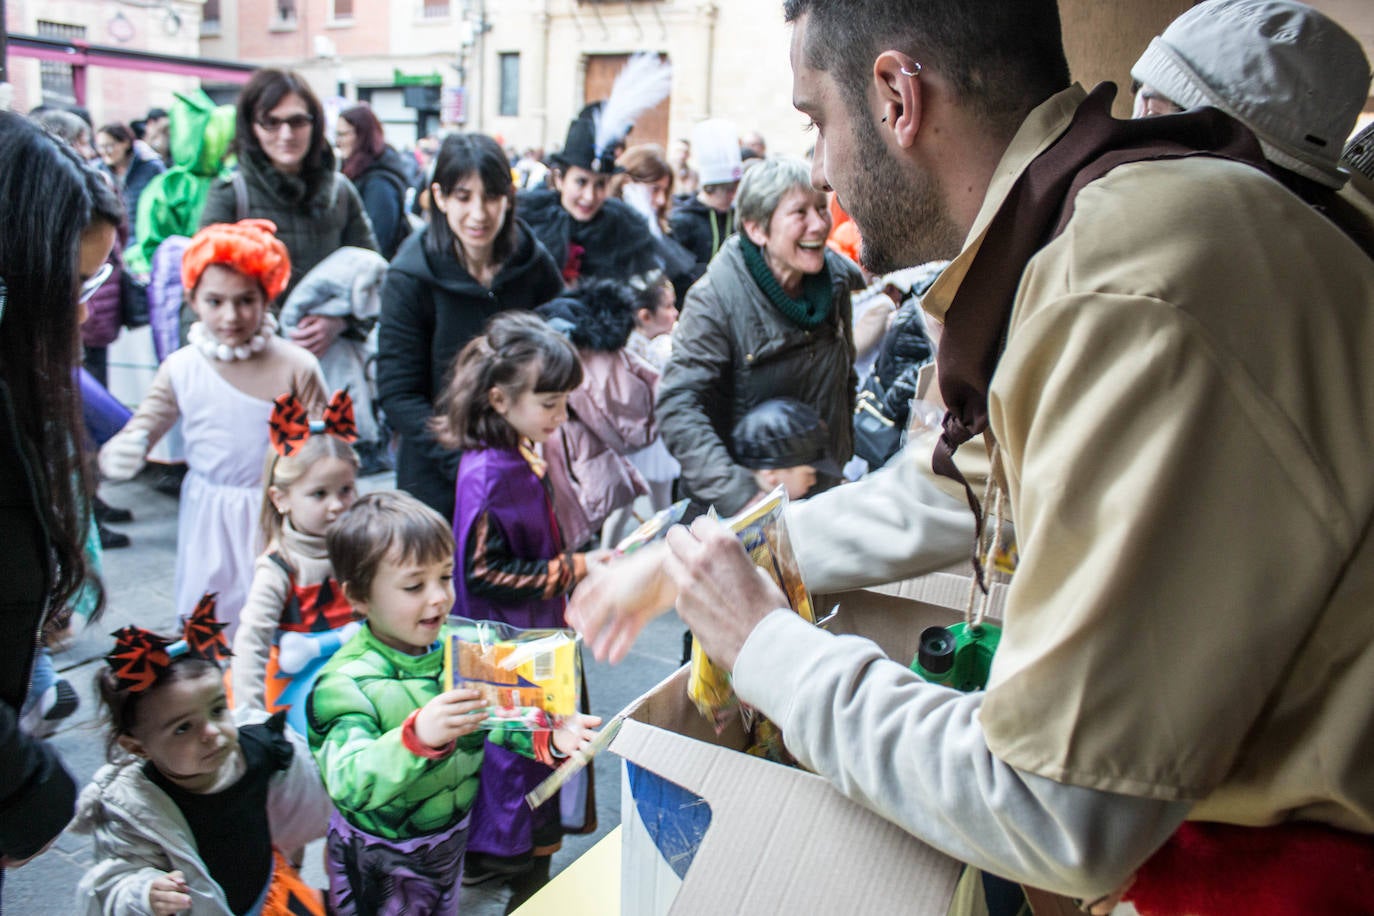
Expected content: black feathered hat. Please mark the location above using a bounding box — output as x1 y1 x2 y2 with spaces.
552 103 619 175
552 54 674 176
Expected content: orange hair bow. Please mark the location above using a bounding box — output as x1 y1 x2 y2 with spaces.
106 594 232 693
181 219 292 302
268 389 359 458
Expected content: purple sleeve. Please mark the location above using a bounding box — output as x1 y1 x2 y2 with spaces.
79 368 133 446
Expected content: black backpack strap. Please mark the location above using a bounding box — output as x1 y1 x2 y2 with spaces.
231 171 249 222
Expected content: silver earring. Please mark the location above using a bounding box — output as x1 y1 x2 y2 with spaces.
901 63 922 77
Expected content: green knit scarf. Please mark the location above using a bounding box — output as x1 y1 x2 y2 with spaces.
739 234 834 329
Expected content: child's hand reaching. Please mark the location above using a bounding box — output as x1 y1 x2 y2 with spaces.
414 688 489 749
98 428 149 481
148 870 191 915
552 712 603 757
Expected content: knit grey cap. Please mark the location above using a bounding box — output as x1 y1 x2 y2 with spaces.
1131 0 1371 189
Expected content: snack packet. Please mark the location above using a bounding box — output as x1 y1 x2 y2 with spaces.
614 498 690 556
443 617 580 731
687 487 814 733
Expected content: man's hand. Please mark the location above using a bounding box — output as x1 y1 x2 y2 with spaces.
663 517 789 671
148 870 192 915
414 688 489 748
567 542 678 664
552 712 603 757
289 315 346 358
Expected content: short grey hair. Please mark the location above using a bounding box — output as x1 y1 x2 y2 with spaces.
736 156 815 234
32 109 90 148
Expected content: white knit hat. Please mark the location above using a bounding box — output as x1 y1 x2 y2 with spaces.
1130 0 1371 189
692 118 743 187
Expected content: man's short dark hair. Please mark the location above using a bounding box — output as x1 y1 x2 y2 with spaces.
146 108 169 121
782 0 1070 130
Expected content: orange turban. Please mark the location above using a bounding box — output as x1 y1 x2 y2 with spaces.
181 219 291 302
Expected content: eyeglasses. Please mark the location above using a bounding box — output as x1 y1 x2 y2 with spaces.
255 114 315 133
78 262 114 306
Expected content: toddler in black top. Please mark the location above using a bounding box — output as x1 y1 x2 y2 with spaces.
70 596 331 915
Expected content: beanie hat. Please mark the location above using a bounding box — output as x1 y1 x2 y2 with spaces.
182 219 291 301
692 118 744 187
1130 0 1370 189
731 398 840 475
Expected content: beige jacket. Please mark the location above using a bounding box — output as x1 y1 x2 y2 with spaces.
914 87 1374 828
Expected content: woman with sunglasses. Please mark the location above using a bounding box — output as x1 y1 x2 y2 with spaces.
0 111 120 894
201 69 378 358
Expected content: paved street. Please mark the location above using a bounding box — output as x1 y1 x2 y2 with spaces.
6 467 686 914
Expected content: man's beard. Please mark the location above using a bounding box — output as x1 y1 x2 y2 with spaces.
845 110 965 274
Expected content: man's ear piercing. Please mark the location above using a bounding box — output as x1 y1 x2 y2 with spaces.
901 63 922 77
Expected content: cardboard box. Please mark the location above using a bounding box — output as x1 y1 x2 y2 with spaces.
868 562 1009 620
611 590 970 915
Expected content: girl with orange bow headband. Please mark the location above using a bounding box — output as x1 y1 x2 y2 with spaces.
230 389 362 734
71 594 333 915
98 220 328 639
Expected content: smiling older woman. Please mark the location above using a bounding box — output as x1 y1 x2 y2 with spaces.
657 156 864 515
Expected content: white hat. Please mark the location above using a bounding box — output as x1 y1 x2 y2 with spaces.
692 118 743 187
1130 0 1371 189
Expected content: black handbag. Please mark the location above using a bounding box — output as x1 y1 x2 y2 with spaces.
119 270 150 329
853 373 903 467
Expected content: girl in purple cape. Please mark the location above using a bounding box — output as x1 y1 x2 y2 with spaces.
431 311 607 905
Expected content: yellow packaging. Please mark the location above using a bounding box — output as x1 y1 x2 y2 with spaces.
687 488 814 727
443 617 580 728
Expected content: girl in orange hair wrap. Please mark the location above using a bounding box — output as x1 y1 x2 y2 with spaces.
99 220 327 637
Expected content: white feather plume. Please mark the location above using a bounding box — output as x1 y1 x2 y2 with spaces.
594 53 673 158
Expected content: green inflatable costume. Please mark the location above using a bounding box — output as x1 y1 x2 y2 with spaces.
126 89 236 275
306 623 555 840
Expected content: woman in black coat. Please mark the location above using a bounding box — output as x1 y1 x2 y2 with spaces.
0 113 118 881
337 104 413 261
378 133 563 521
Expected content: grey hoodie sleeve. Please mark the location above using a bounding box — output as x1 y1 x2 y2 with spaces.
733 611 1190 899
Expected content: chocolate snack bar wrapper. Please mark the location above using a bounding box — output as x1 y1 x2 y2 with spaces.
443 617 581 731
687 487 815 731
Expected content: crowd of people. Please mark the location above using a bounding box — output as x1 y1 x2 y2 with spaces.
3 0 1374 913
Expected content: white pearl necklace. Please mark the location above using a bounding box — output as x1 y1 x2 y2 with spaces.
189 313 278 362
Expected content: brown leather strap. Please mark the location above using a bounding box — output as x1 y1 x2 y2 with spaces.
932 83 1270 588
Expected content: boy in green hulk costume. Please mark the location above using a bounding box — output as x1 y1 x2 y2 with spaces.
306 492 600 914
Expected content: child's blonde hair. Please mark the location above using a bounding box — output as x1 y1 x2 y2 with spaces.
259 434 361 550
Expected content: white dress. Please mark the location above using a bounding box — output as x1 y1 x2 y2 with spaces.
166 350 273 635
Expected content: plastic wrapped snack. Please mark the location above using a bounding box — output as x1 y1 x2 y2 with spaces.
614 499 691 556
687 487 815 734
443 617 580 731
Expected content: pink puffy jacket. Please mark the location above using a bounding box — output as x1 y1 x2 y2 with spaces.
544 348 659 549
